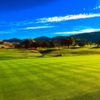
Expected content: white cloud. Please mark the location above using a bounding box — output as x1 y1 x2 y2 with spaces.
93 6 100 10
80 28 100 33
55 28 100 35
23 25 54 30
37 13 100 23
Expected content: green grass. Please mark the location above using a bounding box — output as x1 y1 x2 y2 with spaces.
0 49 41 60
0 49 100 100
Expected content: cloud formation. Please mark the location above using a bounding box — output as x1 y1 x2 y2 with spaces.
55 28 100 35
93 6 100 9
37 13 100 23
22 25 54 30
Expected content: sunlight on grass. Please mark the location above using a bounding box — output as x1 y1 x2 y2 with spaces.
0 49 100 100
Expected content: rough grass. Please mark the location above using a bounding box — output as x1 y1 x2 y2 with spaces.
0 49 100 100
0 49 41 60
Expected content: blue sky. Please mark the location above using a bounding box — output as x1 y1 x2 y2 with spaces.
0 0 100 39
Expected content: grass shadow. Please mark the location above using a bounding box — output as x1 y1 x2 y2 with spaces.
67 90 100 100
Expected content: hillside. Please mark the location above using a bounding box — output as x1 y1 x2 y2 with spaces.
2 31 100 44
72 31 100 43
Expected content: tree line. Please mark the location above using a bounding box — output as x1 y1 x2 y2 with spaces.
14 37 76 49
1 32 100 49
13 36 97 49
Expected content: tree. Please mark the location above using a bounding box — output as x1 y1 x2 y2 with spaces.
0 40 4 44
14 42 22 48
32 42 39 49
64 37 75 48
96 40 100 48
77 42 86 47
23 39 36 49
48 41 55 48
39 42 49 48
52 36 66 47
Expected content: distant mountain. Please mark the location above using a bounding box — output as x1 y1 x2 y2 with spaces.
34 32 100 43
4 38 23 43
34 36 51 42
52 36 66 41
72 31 100 43
3 31 100 44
